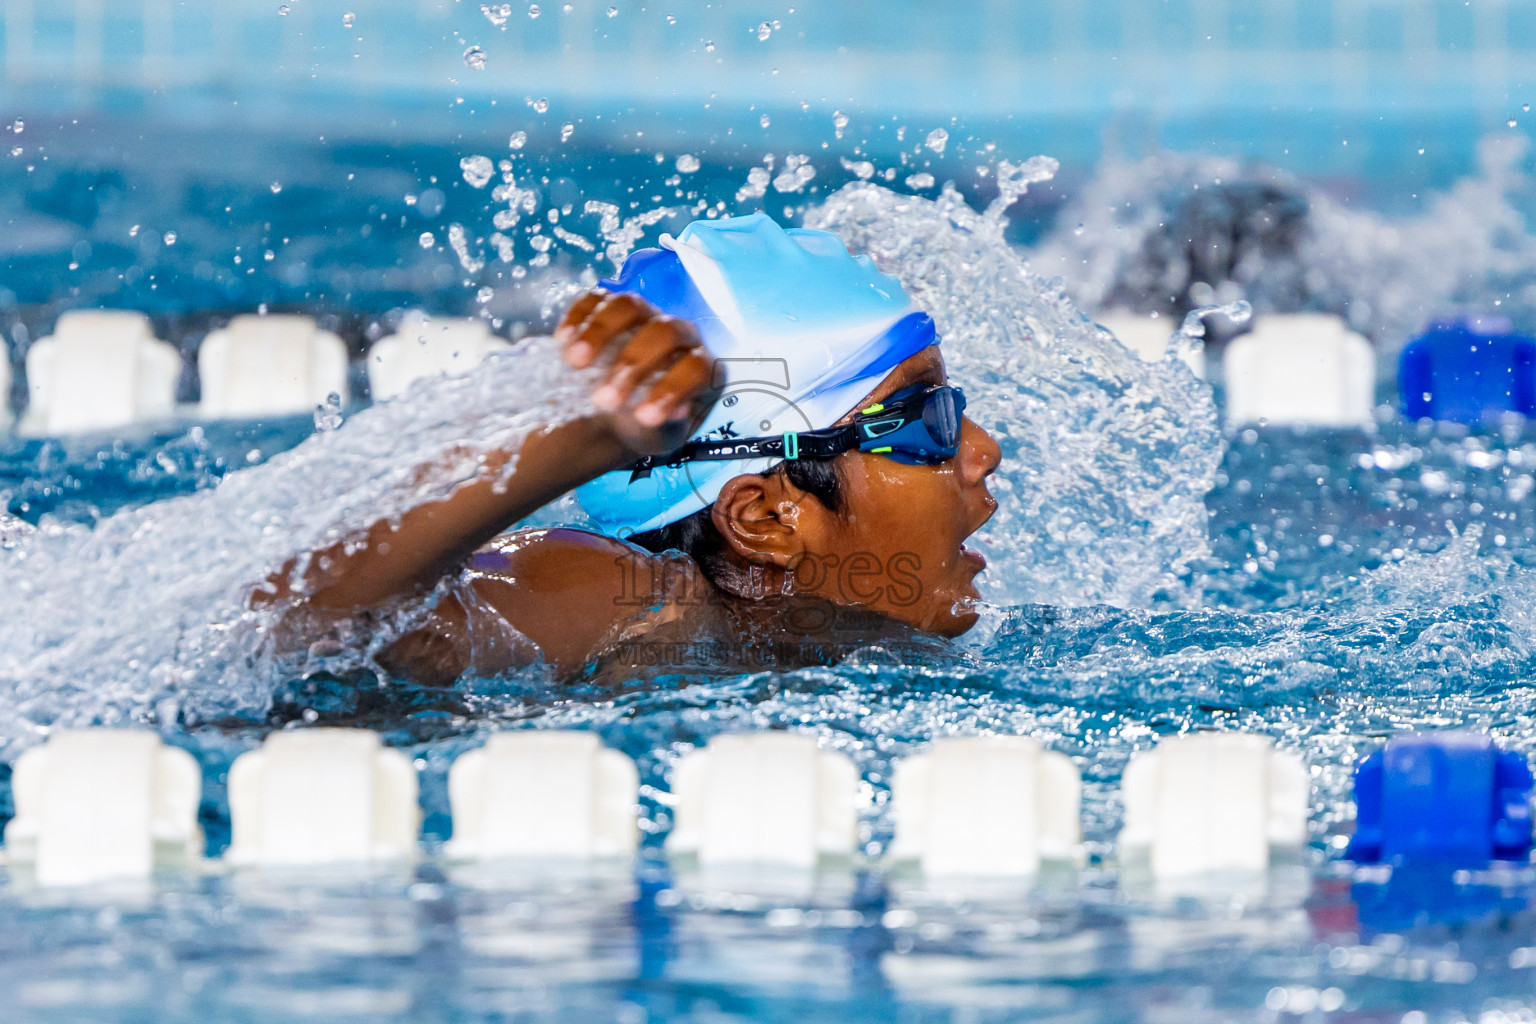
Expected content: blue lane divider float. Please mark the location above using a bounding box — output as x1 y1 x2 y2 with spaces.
1398 317 1536 423
1347 731 1533 868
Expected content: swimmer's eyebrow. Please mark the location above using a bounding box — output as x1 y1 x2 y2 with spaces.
850 356 947 416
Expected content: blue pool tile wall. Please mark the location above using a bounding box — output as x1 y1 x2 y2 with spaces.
3 1 1535 132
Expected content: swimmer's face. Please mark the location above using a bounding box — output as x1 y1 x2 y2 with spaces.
712 348 1001 636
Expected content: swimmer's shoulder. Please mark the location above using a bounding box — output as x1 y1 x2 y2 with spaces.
465 527 716 674
470 526 705 597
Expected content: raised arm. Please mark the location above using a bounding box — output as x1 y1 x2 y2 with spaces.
259 290 718 613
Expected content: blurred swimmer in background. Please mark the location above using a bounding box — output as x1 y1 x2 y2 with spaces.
265 214 1001 683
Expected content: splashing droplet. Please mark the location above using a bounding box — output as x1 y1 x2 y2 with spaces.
9 119 23 134
508 131 527 150
704 40 715 51
528 3 540 16
313 393 343 432
904 172 934 190
772 153 816 193
480 3 511 25
675 153 700 173
342 12 355 27
839 157 874 180
759 115 771 129
531 97 548 113
270 181 282 194
162 231 177 246
419 232 435 249
277 3 289 13
925 128 949 155
560 123 574 142
463 45 487 70
460 155 494 188
832 110 848 140
607 5 618 15
756 20 772 40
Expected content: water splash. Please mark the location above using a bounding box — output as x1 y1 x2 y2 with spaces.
10 142 1536 893
805 175 1224 608
1030 135 1536 350
460 155 494 189
581 200 677 267
448 223 485 274
771 153 815 194
312 392 343 432
492 156 1224 608
0 512 33 549
0 337 596 754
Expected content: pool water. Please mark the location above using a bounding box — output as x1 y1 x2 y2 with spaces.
5 410 1536 1022
7 128 1536 1021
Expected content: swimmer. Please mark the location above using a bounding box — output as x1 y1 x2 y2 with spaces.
269 214 1001 683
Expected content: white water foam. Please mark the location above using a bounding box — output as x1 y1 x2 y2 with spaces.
526 163 1228 609
0 156 1233 748
0 337 595 752
1030 134 1536 350
805 169 1224 608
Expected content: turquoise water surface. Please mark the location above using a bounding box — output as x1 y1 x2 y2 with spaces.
4 95 1536 1023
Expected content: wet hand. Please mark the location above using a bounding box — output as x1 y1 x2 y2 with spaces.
556 289 720 457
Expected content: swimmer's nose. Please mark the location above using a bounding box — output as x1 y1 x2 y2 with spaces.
959 416 1001 486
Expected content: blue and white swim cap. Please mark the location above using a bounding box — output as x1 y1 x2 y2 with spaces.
575 213 938 535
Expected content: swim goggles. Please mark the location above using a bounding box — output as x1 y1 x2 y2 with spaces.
626 383 966 481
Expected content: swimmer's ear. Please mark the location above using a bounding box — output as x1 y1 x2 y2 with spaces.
711 472 810 566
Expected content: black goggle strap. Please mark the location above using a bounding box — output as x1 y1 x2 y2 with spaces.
627 424 859 481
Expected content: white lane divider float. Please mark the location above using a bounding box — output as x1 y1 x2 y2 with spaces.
225 729 418 867
889 735 1081 878
21 310 182 436
667 732 862 869
1095 309 1206 378
1223 313 1376 428
4 729 202 886
0 727 1329 887
1120 732 1308 879
446 731 638 861
197 313 349 419
367 312 509 402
